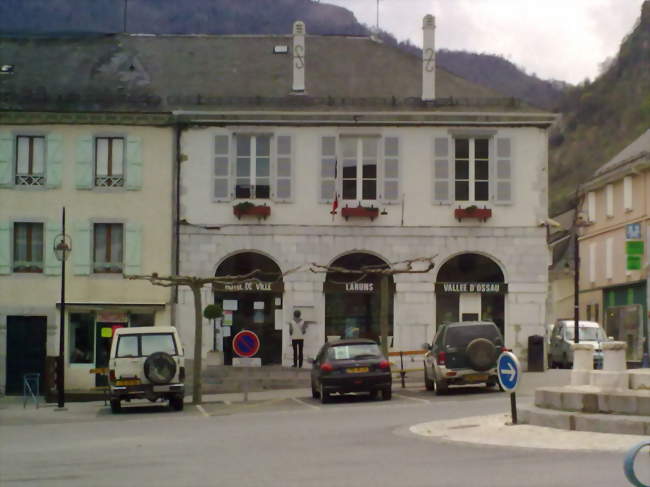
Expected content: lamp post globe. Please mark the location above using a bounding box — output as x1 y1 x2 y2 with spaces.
53 208 71 409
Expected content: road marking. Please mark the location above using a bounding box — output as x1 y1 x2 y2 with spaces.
195 404 210 418
291 397 321 410
393 393 431 404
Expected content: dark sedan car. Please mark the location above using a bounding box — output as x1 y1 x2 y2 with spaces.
311 339 392 403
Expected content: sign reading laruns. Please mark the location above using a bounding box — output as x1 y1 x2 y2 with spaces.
435 282 508 294
323 281 392 294
213 281 284 293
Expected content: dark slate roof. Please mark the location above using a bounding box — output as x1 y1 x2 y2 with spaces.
593 129 650 177
0 33 539 113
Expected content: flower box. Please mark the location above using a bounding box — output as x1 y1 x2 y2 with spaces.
341 205 380 221
233 203 271 220
454 206 492 222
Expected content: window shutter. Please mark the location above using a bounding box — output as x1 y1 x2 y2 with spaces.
624 176 633 211
124 223 142 275
589 242 596 283
0 221 10 274
605 237 613 280
274 135 293 202
493 138 512 205
0 133 14 186
432 137 451 204
44 222 62 275
319 136 337 203
587 191 596 222
73 222 91 275
213 135 231 201
75 136 94 189
382 136 400 204
605 184 613 217
125 136 143 190
45 134 64 188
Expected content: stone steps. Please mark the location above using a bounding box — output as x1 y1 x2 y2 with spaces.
535 386 650 416
201 365 311 393
520 405 650 436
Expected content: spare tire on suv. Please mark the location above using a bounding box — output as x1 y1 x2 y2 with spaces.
144 352 177 385
466 338 498 371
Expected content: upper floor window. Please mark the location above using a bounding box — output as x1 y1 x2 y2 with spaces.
95 137 124 188
454 138 489 202
13 222 43 273
15 136 45 186
341 137 378 201
235 135 270 199
93 223 123 273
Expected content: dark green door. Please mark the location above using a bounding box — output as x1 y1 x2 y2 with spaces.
6 316 47 394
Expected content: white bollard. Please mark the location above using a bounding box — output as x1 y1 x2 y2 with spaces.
591 341 628 390
571 343 594 386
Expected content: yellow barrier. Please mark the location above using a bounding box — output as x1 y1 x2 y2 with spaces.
388 350 427 388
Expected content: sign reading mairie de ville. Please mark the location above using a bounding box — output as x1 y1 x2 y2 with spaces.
435 282 508 294
213 280 284 293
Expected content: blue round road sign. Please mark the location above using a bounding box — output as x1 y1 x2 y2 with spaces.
497 351 521 392
232 330 260 358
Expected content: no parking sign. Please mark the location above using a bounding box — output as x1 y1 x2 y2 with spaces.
232 330 260 358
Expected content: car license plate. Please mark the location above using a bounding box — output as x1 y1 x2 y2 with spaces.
464 374 488 382
346 367 369 373
116 379 141 386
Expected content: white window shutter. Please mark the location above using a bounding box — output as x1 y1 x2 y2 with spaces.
124 223 142 275
274 135 293 202
73 222 91 275
213 135 231 201
589 242 596 283
0 221 10 274
75 136 94 189
125 136 143 190
624 176 633 211
432 137 451 204
319 136 337 203
382 136 400 204
0 133 14 186
605 184 613 217
45 134 64 188
605 238 613 280
44 222 62 275
493 138 512 205
587 192 596 223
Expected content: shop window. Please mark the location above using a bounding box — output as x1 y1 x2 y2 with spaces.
69 313 94 364
13 222 44 273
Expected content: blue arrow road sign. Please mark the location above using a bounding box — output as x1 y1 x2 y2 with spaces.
497 352 521 392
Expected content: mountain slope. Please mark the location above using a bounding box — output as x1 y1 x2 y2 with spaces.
548 1 650 216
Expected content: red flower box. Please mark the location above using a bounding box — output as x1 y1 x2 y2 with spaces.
454 206 492 222
341 206 380 221
233 204 271 220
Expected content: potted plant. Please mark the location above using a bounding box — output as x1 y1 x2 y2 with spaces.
233 201 271 220
454 205 492 222
341 203 380 221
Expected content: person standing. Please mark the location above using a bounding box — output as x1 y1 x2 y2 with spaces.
288 310 312 368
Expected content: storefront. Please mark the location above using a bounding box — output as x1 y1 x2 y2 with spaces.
603 282 647 362
435 253 506 334
214 252 284 365
323 253 394 345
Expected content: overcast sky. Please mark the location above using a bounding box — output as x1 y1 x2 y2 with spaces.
325 0 644 84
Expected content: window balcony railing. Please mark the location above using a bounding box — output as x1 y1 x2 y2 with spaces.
15 174 45 186
233 202 271 220
13 261 44 273
341 204 380 221
454 205 492 222
95 176 124 188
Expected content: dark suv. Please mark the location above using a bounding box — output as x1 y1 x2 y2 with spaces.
423 321 504 395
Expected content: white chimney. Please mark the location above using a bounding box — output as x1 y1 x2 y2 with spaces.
292 21 306 92
422 15 436 101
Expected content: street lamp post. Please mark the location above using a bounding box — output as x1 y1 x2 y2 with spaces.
54 207 72 409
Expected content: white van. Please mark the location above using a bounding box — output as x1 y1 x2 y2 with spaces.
549 320 608 369
108 326 185 413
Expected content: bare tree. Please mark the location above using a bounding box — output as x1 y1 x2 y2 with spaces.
127 266 303 404
310 257 436 355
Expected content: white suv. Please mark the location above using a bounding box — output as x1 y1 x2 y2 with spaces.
108 326 185 413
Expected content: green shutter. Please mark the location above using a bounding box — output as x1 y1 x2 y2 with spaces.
0 221 10 274
0 133 14 186
73 222 91 275
75 136 93 189
44 222 62 275
125 136 143 190
45 134 64 188
124 222 142 275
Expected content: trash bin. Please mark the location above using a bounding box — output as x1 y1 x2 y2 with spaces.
528 335 545 372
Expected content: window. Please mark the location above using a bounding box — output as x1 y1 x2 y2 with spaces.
141 334 177 356
69 313 94 364
13 222 43 272
341 137 378 201
116 335 139 357
15 136 45 186
454 138 489 202
93 223 123 273
235 134 270 199
624 176 633 211
95 137 124 187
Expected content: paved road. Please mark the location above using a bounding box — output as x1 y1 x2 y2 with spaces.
0 385 640 487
